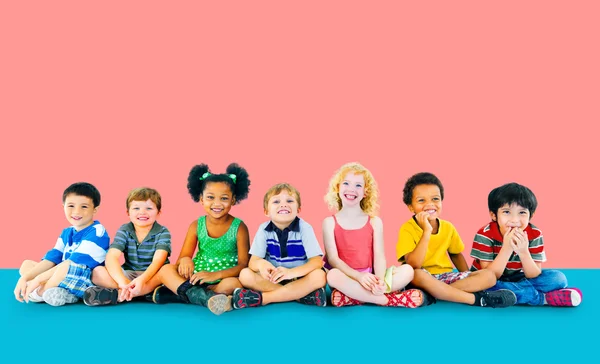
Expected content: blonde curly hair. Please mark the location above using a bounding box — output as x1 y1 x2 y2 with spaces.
324 162 379 216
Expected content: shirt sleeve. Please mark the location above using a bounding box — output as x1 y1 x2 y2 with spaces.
69 224 110 269
396 224 418 262
300 223 324 258
447 223 465 254
249 224 267 258
42 232 68 264
470 228 495 262
109 226 128 252
155 227 172 256
528 228 546 262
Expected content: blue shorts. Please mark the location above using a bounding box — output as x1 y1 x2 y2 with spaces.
58 263 93 298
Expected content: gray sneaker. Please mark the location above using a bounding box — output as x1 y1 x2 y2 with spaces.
43 287 79 306
478 289 517 308
83 286 118 306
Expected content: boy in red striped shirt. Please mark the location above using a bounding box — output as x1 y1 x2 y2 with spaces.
470 182 582 306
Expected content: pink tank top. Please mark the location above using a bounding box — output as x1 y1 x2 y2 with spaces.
330 215 374 271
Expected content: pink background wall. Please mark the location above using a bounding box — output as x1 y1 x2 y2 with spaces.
1 1 598 268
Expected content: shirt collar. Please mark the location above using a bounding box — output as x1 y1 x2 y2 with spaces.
123 221 163 236
264 216 301 233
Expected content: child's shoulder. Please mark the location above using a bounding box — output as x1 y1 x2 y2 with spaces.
297 217 315 231
526 223 543 238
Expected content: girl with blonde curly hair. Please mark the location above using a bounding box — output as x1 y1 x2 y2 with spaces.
322 162 425 308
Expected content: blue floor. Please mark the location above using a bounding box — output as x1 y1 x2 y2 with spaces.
2 269 596 363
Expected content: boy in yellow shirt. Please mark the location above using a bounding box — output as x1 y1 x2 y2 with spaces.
396 172 516 308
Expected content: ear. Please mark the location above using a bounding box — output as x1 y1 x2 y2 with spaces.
489 211 497 221
264 209 269 217
232 196 236 205
407 205 415 214
94 206 99 214
297 207 301 214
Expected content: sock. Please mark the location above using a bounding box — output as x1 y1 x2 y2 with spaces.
472 291 484 306
29 287 44 302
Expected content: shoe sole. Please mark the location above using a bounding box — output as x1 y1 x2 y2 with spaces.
83 286 118 306
208 294 232 315
43 288 79 306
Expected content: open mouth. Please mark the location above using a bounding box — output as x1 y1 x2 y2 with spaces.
211 208 223 213
71 216 82 221
277 210 290 214
344 194 357 200
425 209 436 215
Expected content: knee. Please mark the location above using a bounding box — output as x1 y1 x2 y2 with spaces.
542 270 568 288
238 268 255 286
481 269 497 286
307 269 327 288
19 260 36 275
394 265 414 281
412 268 427 285
91 266 107 285
326 268 344 288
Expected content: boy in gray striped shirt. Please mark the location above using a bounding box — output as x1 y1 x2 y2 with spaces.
83 187 172 306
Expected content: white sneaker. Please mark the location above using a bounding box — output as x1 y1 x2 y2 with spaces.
28 287 44 303
42 287 79 306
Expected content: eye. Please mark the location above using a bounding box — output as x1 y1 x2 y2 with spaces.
342 182 349 185
82 206 88 209
221 197 229 201
519 211 528 215
433 197 440 201
356 184 362 188
206 196 213 200
133 207 139 210
272 199 280 204
417 199 424 203
502 211 510 214
287 199 294 203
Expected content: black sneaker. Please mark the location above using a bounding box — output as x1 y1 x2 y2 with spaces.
420 290 437 307
152 285 184 304
83 286 118 306
297 287 326 307
232 288 262 309
477 289 517 308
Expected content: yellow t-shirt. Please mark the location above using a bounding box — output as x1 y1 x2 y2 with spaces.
396 218 464 274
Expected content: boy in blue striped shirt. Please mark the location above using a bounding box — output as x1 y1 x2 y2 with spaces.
14 182 110 306
233 183 327 309
82 187 172 306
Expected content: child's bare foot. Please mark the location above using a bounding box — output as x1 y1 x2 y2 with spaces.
331 288 363 307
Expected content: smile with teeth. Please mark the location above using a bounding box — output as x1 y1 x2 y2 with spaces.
278 210 290 214
137 217 149 220
425 209 436 214
211 208 223 213
71 216 82 220
344 194 357 200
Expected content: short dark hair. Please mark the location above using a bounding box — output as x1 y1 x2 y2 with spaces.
63 182 101 207
488 182 537 215
402 172 444 205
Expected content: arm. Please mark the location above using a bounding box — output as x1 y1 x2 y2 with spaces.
512 228 542 278
135 250 169 283
449 253 469 272
176 220 199 279
371 217 386 279
322 217 360 280
404 213 433 269
20 260 56 282
105 248 129 286
288 256 323 278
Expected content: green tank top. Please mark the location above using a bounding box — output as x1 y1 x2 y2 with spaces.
192 216 241 282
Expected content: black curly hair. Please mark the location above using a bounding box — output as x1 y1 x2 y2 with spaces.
402 172 444 205
187 163 250 204
488 182 537 215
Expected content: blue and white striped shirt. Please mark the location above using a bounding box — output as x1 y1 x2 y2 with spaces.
43 220 110 269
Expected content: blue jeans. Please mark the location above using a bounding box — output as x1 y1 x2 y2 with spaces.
487 269 567 306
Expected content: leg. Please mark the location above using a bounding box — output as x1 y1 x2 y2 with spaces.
239 268 282 293
156 264 187 293
90 266 119 289
489 279 543 306
389 265 415 292
210 277 243 295
327 268 387 305
19 260 38 276
412 269 475 304
449 269 496 292
263 269 326 305
528 270 568 293
38 261 72 295
529 270 581 307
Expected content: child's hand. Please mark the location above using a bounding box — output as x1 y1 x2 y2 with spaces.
502 227 516 249
258 263 276 281
371 278 386 296
14 277 28 302
270 267 296 284
511 228 529 256
23 278 41 303
415 212 433 233
178 258 195 279
357 272 378 291
126 277 146 299
117 282 132 302
190 271 220 285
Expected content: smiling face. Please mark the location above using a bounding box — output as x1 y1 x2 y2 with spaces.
491 203 531 236
128 199 160 229
407 184 442 221
338 172 365 208
63 193 97 231
265 189 300 229
200 182 235 219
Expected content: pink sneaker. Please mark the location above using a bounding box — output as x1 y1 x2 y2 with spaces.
545 288 582 307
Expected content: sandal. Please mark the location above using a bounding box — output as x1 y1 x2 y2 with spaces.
383 289 423 308
331 288 363 307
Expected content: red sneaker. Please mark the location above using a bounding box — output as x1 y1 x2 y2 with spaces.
545 288 582 307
